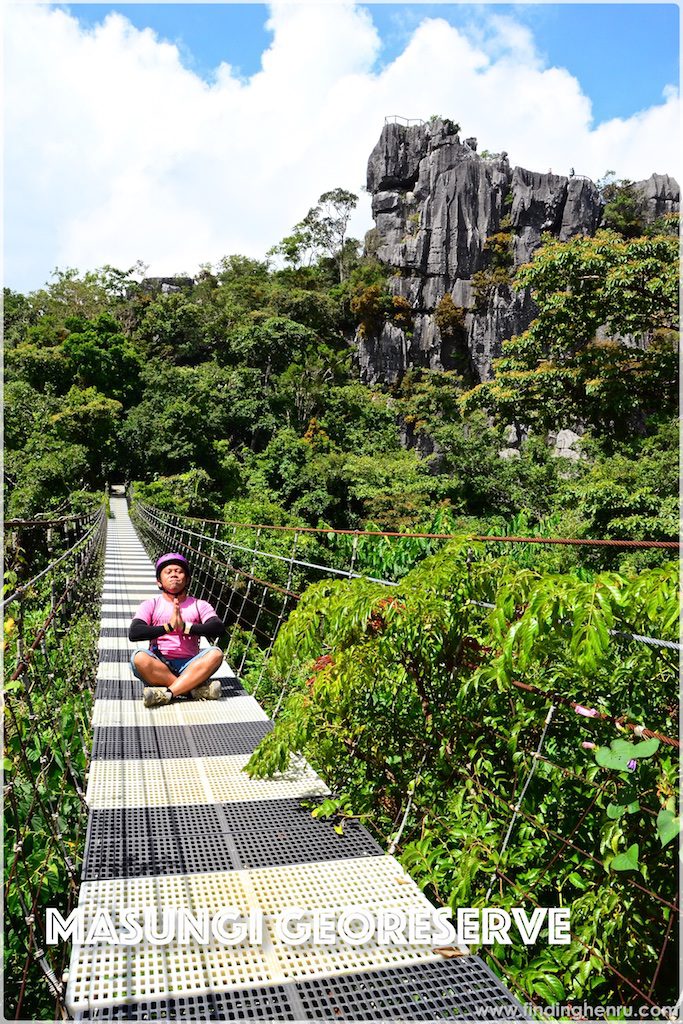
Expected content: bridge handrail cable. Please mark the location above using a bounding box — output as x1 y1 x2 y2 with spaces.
136 504 681 653
3 505 107 610
133 503 681 748
139 508 679 550
5 507 103 529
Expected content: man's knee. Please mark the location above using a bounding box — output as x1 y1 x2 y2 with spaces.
131 650 155 677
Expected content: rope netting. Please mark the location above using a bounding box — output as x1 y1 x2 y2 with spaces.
3 503 107 1020
130 499 680 1018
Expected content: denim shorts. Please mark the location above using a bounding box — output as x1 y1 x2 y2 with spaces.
130 647 217 680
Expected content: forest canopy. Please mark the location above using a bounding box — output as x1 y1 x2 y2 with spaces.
4 191 678 567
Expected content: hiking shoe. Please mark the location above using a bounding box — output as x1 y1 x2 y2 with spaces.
190 680 221 701
143 687 173 708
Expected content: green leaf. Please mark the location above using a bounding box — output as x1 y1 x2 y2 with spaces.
611 843 640 872
595 749 632 771
3 757 13 772
609 737 659 760
610 739 638 757
656 809 681 847
630 738 660 759
533 977 566 1003
595 737 659 772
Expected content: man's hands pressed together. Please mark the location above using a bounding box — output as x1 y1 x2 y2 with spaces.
170 597 185 633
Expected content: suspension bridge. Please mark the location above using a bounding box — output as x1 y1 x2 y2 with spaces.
4 487 679 1020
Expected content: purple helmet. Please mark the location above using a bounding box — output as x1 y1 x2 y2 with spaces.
155 552 190 580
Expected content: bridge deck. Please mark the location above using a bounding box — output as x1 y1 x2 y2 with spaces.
65 496 526 1020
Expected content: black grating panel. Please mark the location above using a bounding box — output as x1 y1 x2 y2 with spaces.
76 984 298 1020
82 804 234 879
91 725 193 760
219 798 384 870
94 678 244 701
99 627 131 638
188 720 271 757
91 721 271 760
94 678 144 700
99 648 133 663
295 957 529 1020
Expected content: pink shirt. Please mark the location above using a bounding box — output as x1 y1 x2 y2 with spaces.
133 593 217 658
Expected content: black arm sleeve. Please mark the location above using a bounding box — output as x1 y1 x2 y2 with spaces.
129 618 167 642
189 615 226 639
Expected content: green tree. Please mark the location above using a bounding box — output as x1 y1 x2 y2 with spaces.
5 343 71 393
62 313 143 403
136 292 214 364
5 436 91 518
598 172 645 238
293 188 359 283
26 264 145 327
214 255 272 313
121 361 236 477
226 316 318 380
462 231 678 435
50 386 123 484
555 419 679 557
3 288 38 347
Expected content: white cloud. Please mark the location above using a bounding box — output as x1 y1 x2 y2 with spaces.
4 2 680 292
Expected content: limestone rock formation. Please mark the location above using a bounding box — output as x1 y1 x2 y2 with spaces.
634 173 679 222
357 118 678 386
140 276 195 295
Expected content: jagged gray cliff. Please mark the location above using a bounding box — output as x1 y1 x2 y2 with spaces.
357 118 679 385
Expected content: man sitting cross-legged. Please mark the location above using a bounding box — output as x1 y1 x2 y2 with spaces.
129 552 226 708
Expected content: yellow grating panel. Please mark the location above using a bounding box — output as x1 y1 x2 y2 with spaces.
86 755 327 808
249 855 431 916
259 857 451 981
86 758 209 808
99 634 148 651
97 662 138 680
65 862 448 1011
67 937 274 1011
103 571 155 577
103 580 156 588
201 755 329 804
77 871 253 920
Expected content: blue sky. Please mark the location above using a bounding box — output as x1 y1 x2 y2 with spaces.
66 4 679 124
6 3 680 290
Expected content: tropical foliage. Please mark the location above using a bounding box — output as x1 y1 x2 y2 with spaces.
245 544 679 1008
